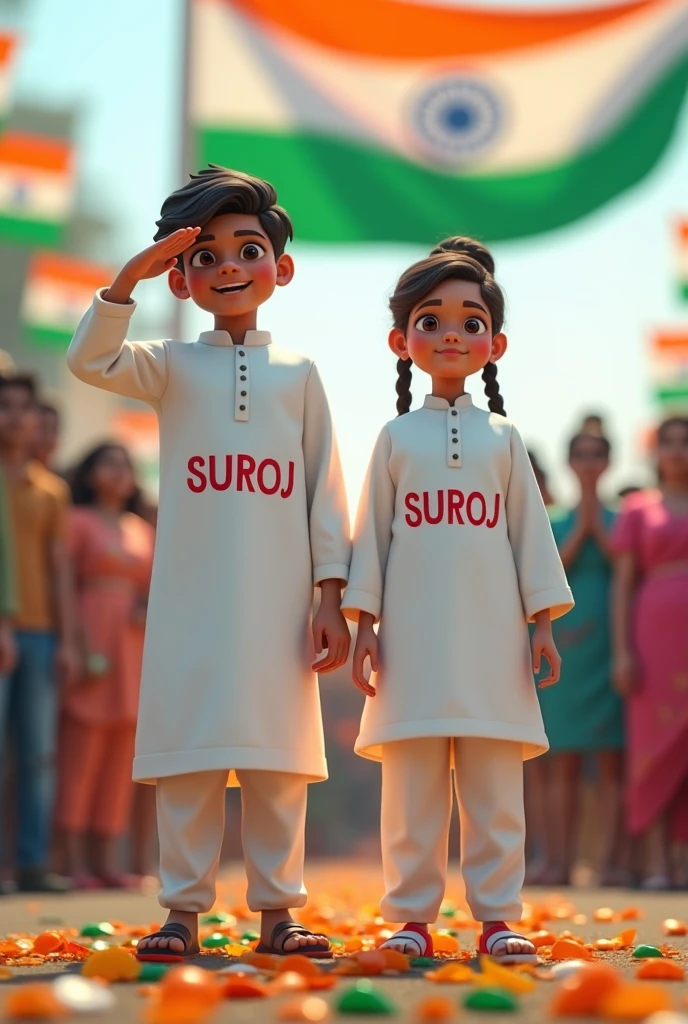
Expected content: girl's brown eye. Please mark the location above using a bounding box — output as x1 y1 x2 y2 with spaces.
190 249 215 268
464 317 487 335
414 314 439 332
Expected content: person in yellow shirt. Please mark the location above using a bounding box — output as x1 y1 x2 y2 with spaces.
0 373 79 893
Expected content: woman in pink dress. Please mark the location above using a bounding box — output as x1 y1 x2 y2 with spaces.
56 443 154 888
612 416 688 888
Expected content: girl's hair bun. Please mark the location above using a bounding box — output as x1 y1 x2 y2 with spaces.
430 236 495 276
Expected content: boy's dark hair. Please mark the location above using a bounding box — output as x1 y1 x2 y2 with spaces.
568 432 611 460
153 166 293 262
0 373 37 400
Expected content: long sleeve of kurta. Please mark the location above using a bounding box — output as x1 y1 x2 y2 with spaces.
66 289 168 404
303 362 351 585
341 427 395 622
506 425 573 621
0 467 17 618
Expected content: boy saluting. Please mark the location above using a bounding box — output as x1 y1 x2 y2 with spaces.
67 167 351 960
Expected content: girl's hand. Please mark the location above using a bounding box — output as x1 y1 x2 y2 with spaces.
352 624 378 697
312 602 350 673
531 616 561 688
104 227 201 304
613 650 636 696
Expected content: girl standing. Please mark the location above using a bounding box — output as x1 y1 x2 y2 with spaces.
342 238 573 962
536 432 624 887
56 443 154 888
611 417 688 889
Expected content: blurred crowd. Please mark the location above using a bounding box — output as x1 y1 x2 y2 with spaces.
525 413 688 892
0 370 158 895
0 364 687 896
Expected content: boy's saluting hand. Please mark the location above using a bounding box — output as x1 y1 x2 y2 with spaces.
104 227 202 305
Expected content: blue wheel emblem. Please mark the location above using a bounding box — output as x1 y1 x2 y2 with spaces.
411 76 502 164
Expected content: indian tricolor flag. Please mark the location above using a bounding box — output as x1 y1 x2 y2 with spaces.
0 132 74 247
675 220 688 301
649 330 688 408
22 252 111 349
190 0 688 244
0 34 18 129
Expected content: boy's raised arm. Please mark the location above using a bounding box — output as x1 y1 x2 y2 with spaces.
67 227 200 404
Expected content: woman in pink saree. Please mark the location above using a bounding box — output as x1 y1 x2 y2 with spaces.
611 417 688 888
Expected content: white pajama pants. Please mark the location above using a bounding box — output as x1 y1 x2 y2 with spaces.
381 737 525 924
156 770 309 914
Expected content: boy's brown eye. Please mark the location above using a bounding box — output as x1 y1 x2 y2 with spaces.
190 249 215 268
240 242 265 261
414 314 439 333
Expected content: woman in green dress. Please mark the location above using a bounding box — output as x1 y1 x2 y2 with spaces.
534 433 625 886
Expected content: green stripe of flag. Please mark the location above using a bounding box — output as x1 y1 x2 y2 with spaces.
0 215 64 248
197 51 688 244
23 325 73 349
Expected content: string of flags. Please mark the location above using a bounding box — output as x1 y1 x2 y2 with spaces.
646 221 688 413
0 21 110 352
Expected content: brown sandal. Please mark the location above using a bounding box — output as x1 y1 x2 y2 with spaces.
255 920 331 959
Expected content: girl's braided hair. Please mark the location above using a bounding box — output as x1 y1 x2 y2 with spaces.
389 236 506 417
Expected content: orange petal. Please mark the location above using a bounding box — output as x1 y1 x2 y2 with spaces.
430 933 460 954
598 982 672 1020
528 930 557 948
242 952 279 970
160 965 221 1007
378 949 411 972
663 919 688 936
222 978 269 998
550 939 594 962
549 964 623 1016
415 996 457 1020
270 972 309 994
593 908 616 923
3 983 67 1019
277 996 329 1021
32 933 64 956
635 959 685 981
616 930 637 948
276 955 322 978
352 951 387 976
618 908 643 921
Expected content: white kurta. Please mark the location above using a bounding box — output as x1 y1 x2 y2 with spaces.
341 394 573 762
67 290 350 785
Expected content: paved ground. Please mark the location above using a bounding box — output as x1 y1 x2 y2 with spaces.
2 864 688 1022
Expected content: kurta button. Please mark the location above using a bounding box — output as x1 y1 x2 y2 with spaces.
452 428 458 434
239 405 246 411
240 365 247 371
452 438 458 443
238 351 245 356
451 410 458 416
452 454 459 460
240 375 246 381
241 391 247 396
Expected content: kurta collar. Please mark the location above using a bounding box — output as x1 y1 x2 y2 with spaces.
197 329 272 348
423 393 473 411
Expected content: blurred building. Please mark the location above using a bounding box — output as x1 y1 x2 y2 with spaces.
1 102 167 487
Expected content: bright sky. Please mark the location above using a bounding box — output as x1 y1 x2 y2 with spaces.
11 0 688 510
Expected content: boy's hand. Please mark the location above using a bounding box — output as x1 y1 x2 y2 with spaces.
352 619 378 698
531 611 561 688
104 227 201 304
613 650 636 696
312 582 350 673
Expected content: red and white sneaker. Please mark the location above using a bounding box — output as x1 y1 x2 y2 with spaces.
479 922 537 964
380 923 434 957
